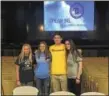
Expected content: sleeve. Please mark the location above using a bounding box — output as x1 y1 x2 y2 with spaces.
34 51 42 63
15 57 20 66
45 52 51 63
75 50 83 62
77 56 83 62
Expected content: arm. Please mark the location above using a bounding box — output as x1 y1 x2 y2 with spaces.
15 57 21 86
76 49 83 79
16 65 20 81
15 64 21 86
76 61 82 79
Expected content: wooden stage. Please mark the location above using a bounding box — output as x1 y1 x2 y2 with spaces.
1 56 108 95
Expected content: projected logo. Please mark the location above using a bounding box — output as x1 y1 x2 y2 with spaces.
70 3 84 19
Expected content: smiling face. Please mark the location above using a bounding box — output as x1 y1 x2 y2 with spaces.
39 43 46 52
23 45 30 55
65 40 71 50
53 34 62 45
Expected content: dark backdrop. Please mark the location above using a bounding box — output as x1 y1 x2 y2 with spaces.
1 1 109 45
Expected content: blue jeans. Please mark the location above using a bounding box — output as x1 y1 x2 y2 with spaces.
35 77 50 96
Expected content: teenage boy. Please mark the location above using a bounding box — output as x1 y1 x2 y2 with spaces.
49 33 67 92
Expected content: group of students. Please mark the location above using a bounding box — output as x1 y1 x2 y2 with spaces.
15 33 83 96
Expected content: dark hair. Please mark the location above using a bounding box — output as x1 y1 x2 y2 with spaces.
37 41 50 59
65 39 82 61
53 32 62 38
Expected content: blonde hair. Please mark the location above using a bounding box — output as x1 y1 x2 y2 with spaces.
18 44 33 64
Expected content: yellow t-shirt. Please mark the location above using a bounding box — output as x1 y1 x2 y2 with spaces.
49 44 67 75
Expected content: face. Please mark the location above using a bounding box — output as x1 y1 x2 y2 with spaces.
53 35 62 44
40 43 46 52
23 46 30 54
65 41 71 50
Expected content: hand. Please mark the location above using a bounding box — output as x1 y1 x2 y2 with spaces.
16 81 21 86
46 58 50 62
76 79 80 84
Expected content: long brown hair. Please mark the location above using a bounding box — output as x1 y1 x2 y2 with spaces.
18 44 33 63
65 39 82 62
37 41 50 59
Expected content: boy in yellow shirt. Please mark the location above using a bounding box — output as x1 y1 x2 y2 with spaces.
49 33 67 92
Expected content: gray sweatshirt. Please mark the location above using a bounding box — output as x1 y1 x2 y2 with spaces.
67 52 82 79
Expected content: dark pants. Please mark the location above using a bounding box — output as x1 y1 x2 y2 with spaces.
21 81 33 86
35 77 50 96
67 77 81 96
